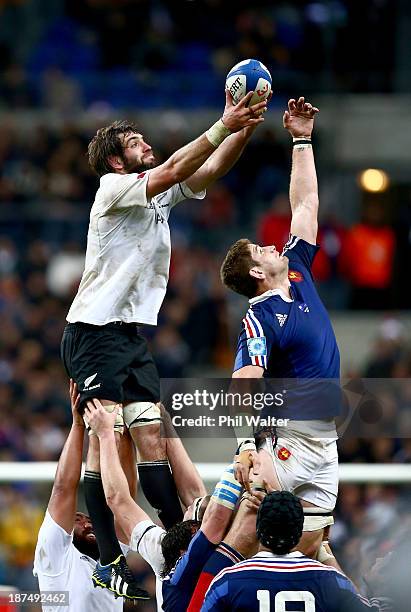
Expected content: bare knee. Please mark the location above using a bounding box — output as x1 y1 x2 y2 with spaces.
130 423 166 461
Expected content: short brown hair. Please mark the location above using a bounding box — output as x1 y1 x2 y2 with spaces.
87 120 139 177
220 238 258 298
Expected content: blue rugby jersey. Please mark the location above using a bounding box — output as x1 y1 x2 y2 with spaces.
201 551 391 612
233 235 341 419
162 529 216 612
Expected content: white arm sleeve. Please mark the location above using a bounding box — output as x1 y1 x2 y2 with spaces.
33 510 73 577
130 520 165 577
166 181 206 210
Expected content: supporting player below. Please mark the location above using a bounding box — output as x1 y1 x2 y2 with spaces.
33 381 147 611
202 491 392 611
84 398 247 611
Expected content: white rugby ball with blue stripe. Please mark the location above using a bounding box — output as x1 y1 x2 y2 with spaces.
226 59 272 106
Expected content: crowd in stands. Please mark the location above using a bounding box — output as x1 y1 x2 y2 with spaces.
0 0 399 112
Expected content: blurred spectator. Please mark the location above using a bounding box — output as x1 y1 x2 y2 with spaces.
363 318 405 378
257 192 291 251
341 202 395 309
46 242 84 297
0 487 43 588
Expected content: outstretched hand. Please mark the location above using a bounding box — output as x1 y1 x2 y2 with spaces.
69 379 83 426
84 398 118 437
283 96 319 138
222 90 267 133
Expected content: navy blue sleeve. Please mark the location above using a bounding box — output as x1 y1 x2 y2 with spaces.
233 306 279 371
331 573 392 611
201 574 230 611
170 529 216 591
282 234 319 271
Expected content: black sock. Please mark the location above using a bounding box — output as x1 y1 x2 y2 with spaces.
84 470 123 566
138 461 183 529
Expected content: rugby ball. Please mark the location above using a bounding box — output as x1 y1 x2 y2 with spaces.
226 59 272 107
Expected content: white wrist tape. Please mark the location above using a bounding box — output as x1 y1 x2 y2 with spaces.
292 136 312 150
205 119 232 147
211 464 243 510
123 402 162 429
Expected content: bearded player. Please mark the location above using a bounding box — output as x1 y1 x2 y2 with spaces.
221 97 340 546
61 90 267 597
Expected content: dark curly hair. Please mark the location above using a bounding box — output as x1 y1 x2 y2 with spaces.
256 491 304 555
160 520 200 578
87 120 140 177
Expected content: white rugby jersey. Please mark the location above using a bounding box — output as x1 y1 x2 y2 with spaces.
66 172 205 325
130 519 166 612
33 510 128 612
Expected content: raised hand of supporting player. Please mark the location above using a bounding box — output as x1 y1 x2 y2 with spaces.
84 398 119 437
234 449 262 493
283 96 319 138
242 482 274 511
69 378 83 426
222 90 267 132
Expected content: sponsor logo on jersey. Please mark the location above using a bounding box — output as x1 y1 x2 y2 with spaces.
275 314 288 327
298 302 310 313
247 336 267 357
84 373 101 391
137 172 146 179
288 270 304 282
277 446 291 461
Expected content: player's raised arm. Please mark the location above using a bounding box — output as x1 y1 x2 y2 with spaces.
146 91 266 199
200 463 243 545
47 380 84 533
184 90 264 192
84 399 151 543
284 96 320 245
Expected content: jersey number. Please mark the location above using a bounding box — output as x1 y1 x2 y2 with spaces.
257 590 316 611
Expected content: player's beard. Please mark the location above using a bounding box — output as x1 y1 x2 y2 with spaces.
73 532 100 560
124 154 157 174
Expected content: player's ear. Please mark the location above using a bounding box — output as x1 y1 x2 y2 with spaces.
108 155 124 171
249 266 265 281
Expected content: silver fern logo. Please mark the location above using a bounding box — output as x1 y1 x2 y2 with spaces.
84 373 100 391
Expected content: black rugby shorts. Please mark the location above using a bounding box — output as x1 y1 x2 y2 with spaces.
61 322 160 407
